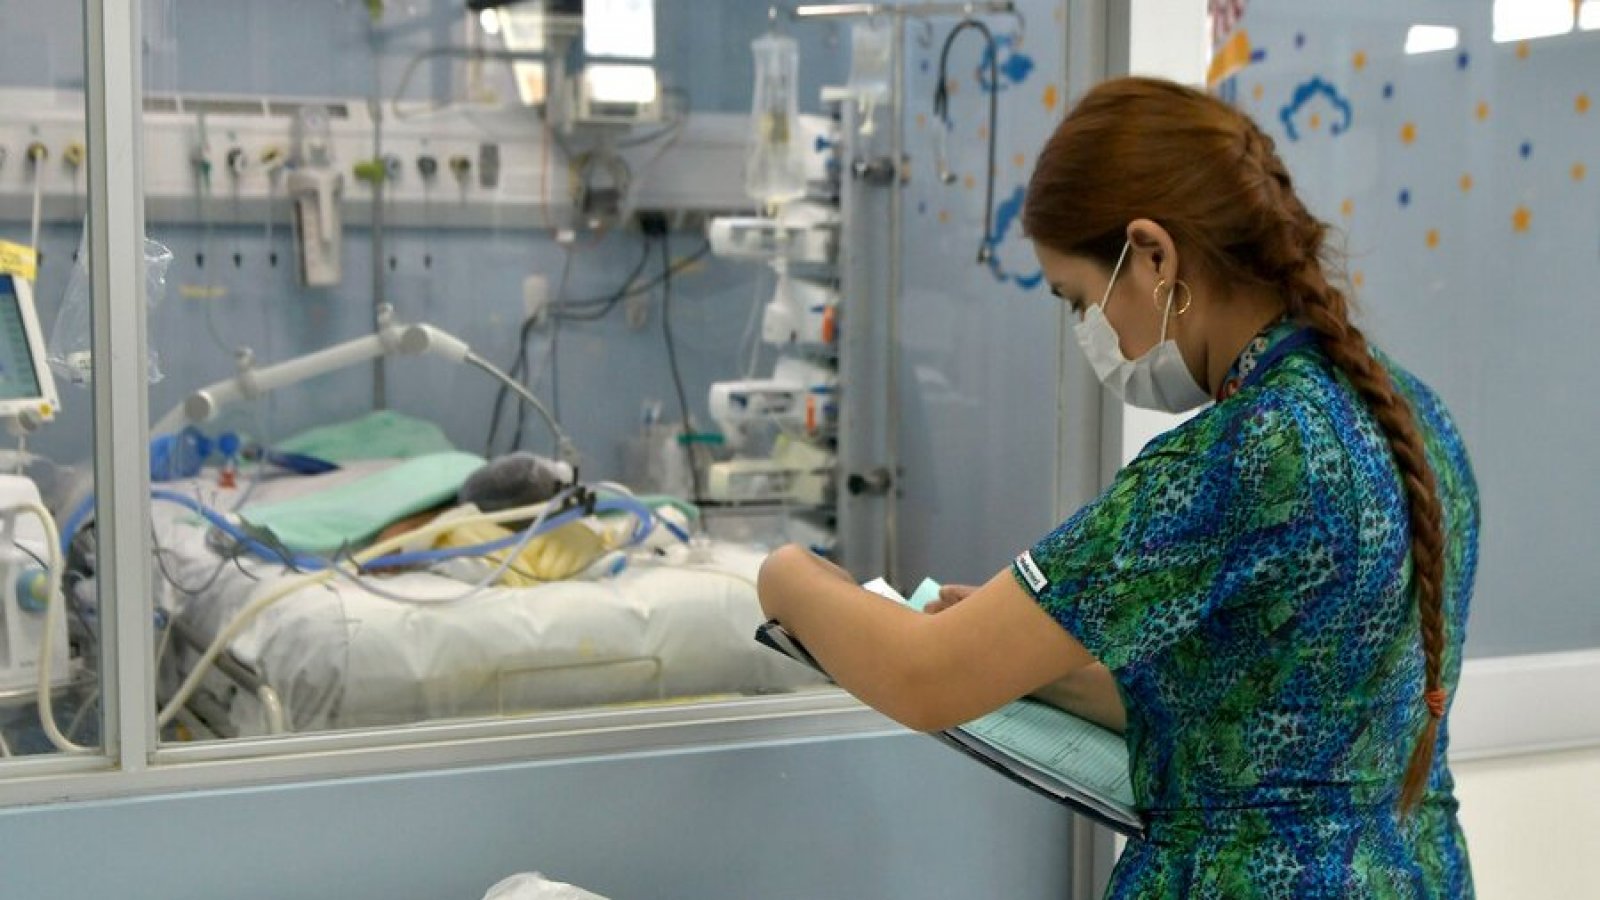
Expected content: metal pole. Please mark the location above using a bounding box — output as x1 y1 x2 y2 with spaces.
793 1 1017 19
885 14 905 585
84 0 154 769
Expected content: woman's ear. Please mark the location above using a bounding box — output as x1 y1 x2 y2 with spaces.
1126 218 1179 280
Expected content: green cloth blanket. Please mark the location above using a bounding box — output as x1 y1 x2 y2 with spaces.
276 410 456 463
239 451 485 553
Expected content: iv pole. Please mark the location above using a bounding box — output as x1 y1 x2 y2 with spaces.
785 1 1018 585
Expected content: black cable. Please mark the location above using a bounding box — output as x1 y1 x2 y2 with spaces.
486 240 652 456
658 233 703 504
934 20 1000 264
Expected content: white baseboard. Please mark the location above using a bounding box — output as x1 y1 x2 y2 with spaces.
1449 650 1600 761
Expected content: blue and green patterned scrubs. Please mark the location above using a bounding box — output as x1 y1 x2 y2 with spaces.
1013 321 1478 898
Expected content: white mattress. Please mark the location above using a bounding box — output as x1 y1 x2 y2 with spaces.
148 463 824 734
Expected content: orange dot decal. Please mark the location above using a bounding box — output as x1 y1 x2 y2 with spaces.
1574 163 1588 182
1400 122 1417 145
1252 84 1265 102
1352 51 1368 71
1516 40 1530 60
1013 152 1027 169
1459 173 1474 193
1309 113 1322 131
1512 206 1532 233
963 174 976 190
938 210 951 225
1353 271 1366 289
1578 93 1592 115
1475 101 1490 122
1340 198 1354 218
977 124 989 141
1425 229 1440 249
916 113 927 129
945 78 960 97
1043 84 1060 112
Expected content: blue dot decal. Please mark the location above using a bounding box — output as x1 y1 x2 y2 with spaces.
1519 141 1533 159
1398 188 1412 207
917 201 927 216
919 60 930 73
1295 33 1306 49
1456 51 1470 70
1383 82 1394 100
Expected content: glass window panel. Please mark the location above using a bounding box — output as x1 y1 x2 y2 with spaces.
0 0 109 762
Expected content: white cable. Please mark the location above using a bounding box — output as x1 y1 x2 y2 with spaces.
6 500 86 754
467 350 579 464
28 162 43 258
0 728 11 757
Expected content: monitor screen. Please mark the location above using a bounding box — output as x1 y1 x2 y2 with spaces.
0 280 43 403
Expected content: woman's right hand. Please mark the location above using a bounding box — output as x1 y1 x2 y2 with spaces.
923 584 981 614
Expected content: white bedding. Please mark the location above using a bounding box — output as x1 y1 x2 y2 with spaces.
148 463 824 734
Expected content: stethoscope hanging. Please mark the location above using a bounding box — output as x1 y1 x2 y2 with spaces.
933 18 1000 264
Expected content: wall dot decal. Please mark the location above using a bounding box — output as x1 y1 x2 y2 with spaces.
1353 271 1366 289
1578 93 1592 115
920 60 930 73
1574 162 1588 182
945 78 960 96
1383 82 1394 100
1295 33 1306 49
918 201 928 216
977 124 988 141
916 113 927 129
1460 173 1474 193
1340 198 1354 218
964 174 976 190
1512 206 1531 233
1475 100 1490 121
1400 122 1417 145
1042 83 1059 111
1352 50 1368 70
1516 40 1530 60
1456 51 1470 70
1520 141 1533 160
1252 83 1265 102
1310 113 1323 130
1398 189 1412 207
938 210 951 224
1013 152 1027 169
1426 229 1440 249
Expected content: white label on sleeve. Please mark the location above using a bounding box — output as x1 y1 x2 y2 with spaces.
1016 551 1049 593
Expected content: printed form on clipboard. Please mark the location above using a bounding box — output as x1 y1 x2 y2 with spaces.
755 577 1146 839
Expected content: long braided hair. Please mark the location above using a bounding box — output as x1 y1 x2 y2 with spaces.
1023 77 1448 814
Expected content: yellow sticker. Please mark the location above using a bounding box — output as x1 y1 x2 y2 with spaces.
178 284 228 301
0 241 39 281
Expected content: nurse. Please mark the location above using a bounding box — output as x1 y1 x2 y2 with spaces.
757 76 1478 897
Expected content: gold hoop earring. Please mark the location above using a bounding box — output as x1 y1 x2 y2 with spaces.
1154 278 1194 316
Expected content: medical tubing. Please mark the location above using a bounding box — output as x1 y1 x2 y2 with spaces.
9 500 87 754
466 351 578 462
933 19 999 263
156 490 645 727
329 486 575 605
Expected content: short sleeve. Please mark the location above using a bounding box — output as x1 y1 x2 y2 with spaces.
1011 400 1333 674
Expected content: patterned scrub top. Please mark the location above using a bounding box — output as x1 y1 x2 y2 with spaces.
1012 321 1479 899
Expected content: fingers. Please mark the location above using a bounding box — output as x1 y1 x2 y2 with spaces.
926 584 981 614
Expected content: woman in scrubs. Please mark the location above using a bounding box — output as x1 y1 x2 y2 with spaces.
757 77 1477 898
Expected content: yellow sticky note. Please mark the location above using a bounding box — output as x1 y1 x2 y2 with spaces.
0 241 39 281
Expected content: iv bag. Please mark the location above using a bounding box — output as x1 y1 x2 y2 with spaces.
848 19 892 101
47 223 173 387
745 33 808 205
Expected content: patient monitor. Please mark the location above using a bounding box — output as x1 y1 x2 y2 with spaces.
0 273 66 692
0 275 58 430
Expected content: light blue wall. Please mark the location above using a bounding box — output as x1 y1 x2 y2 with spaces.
0 734 1077 900
1224 1 1600 655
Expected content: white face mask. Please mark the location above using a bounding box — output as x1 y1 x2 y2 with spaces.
1072 241 1212 413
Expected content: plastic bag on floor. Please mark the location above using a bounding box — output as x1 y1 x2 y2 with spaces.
482 872 611 900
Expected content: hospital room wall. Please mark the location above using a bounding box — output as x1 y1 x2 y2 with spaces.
0 733 1078 900
0 0 851 479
